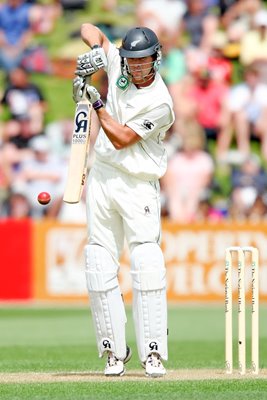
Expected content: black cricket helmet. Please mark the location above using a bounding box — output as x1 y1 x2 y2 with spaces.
119 27 161 58
119 27 162 81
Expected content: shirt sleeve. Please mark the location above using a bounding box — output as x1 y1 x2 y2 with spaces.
106 42 120 79
126 104 172 140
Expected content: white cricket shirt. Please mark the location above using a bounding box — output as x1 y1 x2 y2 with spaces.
94 42 175 181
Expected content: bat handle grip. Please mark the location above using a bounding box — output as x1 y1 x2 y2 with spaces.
82 76 91 100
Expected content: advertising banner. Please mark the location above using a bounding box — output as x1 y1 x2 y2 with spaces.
33 220 87 301
33 220 267 303
0 219 32 300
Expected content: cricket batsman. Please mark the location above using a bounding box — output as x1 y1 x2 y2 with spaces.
73 23 175 377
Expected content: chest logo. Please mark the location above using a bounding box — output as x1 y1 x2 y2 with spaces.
116 75 129 90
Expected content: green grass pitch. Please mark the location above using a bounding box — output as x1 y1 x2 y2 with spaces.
0 305 267 399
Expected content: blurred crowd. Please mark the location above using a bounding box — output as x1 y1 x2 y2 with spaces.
1 0 267 223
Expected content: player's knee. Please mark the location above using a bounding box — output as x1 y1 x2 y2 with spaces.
130 243 166 291
85 244 119 292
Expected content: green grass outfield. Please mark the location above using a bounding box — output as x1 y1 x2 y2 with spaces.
0 305 267 399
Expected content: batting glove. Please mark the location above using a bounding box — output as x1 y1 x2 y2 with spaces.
72 75 85 103
75 46 107 77
86 85 104 110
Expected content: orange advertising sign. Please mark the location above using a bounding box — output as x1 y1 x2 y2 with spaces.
33 220 267 302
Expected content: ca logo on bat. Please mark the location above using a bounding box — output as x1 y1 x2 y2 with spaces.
75 106 88 133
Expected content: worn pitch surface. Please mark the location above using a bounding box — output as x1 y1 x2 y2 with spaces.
1 369 267 383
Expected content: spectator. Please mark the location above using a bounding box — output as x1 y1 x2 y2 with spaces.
218 0 236 18
181 0 219 50
2 186 32 218
220 0 263 59
194 197 225 221
246 193 267 222
0 0 35 72
159 32 187 87
161 121 215 223
0 136 34 214
29 0 62 35
190 67 229 140
101 0 117 11
136 0 187 47
0 143 12 208
228 153 267 220
159 30 187 143
100 0 134 15
173 63 229 142
221 0 262 31
239 9 267 82
216 64 267 161
207 30 233 83
13 135 66 218
60 0 87 11
1 66 47 149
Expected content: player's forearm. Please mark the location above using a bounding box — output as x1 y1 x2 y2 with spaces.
81 23 105 48
96 108 140 149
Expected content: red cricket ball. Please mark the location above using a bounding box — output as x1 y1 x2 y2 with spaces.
37 191 51 205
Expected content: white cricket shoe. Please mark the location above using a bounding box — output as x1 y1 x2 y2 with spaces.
144 353 166 378
104 345 132 377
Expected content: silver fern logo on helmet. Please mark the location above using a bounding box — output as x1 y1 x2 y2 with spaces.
130 40 141 49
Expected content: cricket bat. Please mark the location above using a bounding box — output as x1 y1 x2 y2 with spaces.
63 78 92 204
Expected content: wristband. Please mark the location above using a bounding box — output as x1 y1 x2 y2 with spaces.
93 99 104 110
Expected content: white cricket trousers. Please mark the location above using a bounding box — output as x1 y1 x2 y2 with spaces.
86 161 162 261
85 161 168 362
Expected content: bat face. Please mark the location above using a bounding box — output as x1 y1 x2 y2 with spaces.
74 104 90 141
63 99 92 204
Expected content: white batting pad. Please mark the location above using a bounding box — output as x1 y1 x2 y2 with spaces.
85 244 127 359
130 243 168 362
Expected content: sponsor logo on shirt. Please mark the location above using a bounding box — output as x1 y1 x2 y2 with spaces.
144 206 150 215
116 75 129 90
142 120 154 130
